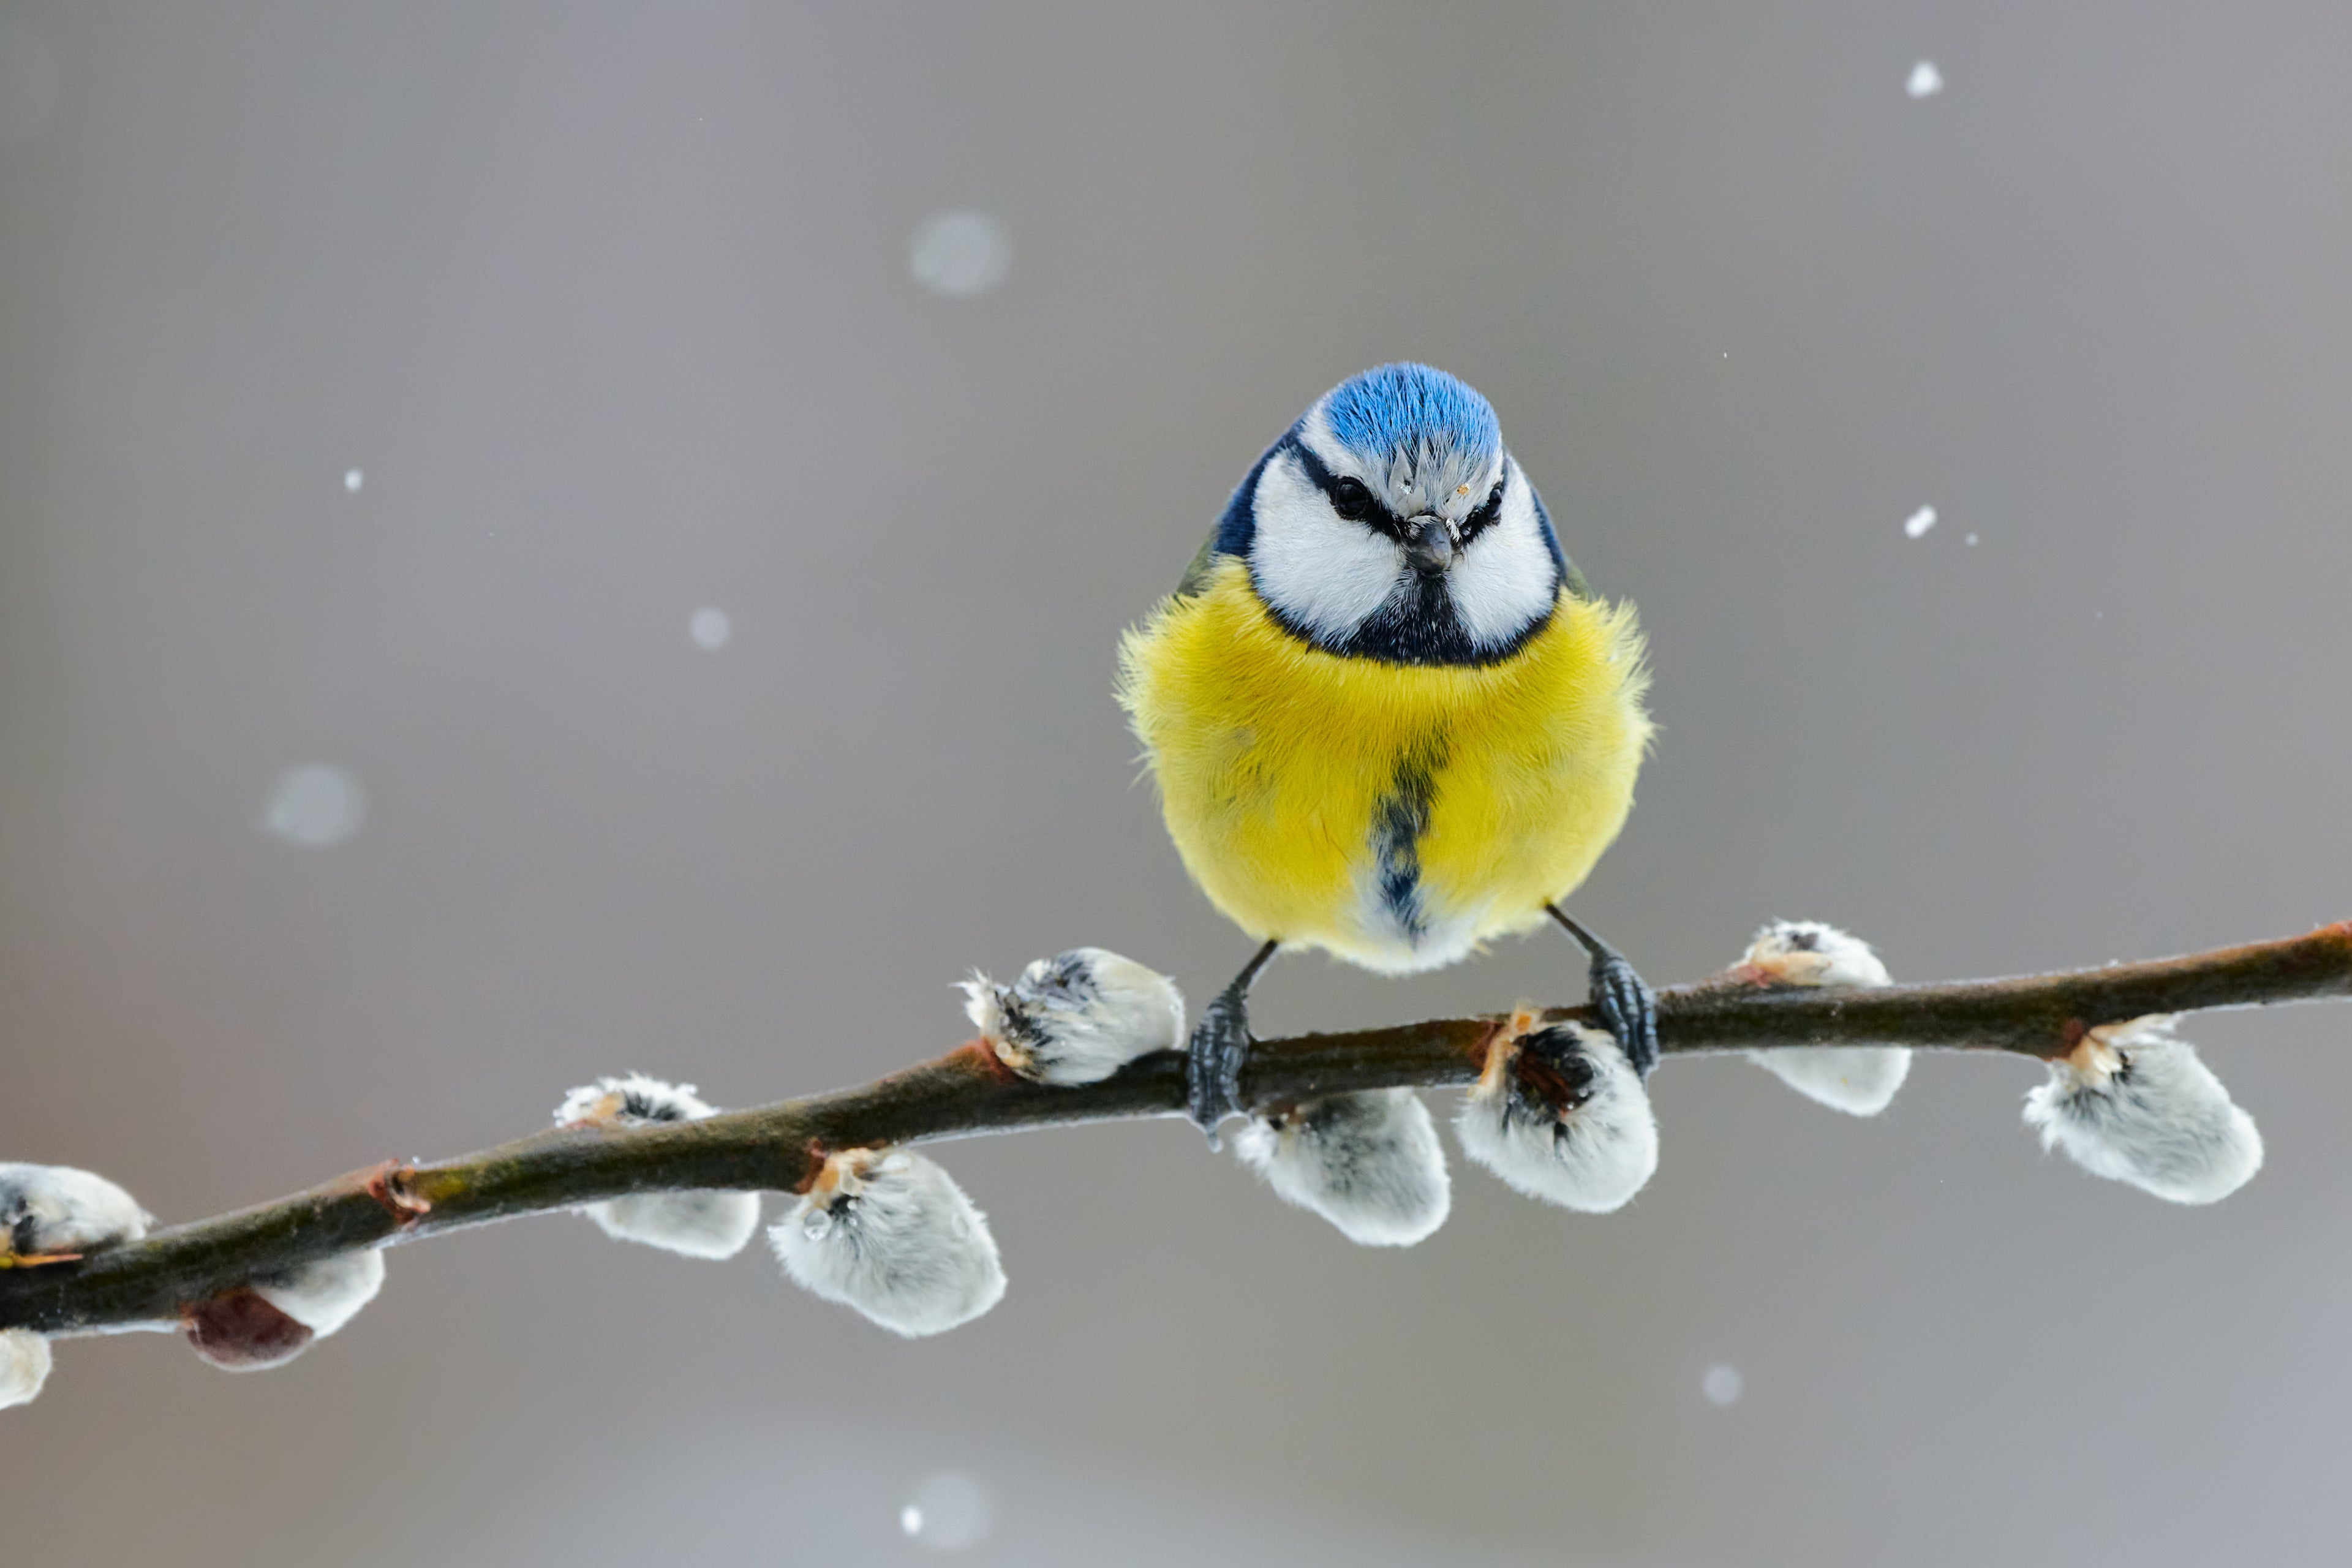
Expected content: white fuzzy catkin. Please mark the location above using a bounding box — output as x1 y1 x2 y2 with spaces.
0 1163 152 1256
254 1248 386 1338
553 1074 763 1260
961 947 1185 1085
0 1329 51 1411
2023 1017 2263 1204
1739 919 1912 1117
1457 1020 1658 1213
771 1148 1006 1338
1233 1088 1451 1246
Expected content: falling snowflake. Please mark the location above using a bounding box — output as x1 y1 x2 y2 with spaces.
1907 61 1944 99
910 211 1013 297
258 765 368 849
899 1471 995 1551
1904 505 1939 539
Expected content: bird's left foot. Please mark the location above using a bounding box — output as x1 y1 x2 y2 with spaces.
1185 939 1281 1147
1185 985 1253 1149
1547 906 1659 1078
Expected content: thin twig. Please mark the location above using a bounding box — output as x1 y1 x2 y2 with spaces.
5 921 2346 1339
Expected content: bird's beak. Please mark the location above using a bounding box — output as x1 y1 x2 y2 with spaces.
1403 514 1455 578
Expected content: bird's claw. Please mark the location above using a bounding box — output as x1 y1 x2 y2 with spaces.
1185 987 1253 1148
1589 949 1660 1079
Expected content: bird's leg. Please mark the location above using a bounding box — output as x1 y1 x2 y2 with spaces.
1185 938 1281 1147
1545 905 1659 1078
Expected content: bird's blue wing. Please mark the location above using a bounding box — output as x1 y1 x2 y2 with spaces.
1175 439 1281 598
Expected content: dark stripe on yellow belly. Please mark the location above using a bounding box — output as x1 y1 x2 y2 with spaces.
1371 737 1447 943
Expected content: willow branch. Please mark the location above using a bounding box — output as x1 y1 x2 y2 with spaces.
6 921 2346 1338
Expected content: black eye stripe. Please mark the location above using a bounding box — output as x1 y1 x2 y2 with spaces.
1456 478 1506 545
1286 438 1407 540
1287 437 1510 548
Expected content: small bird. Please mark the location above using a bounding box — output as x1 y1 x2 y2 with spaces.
1120 364 1656 1137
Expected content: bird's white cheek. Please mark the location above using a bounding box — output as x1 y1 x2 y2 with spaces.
1248 459 1401 639
1447 483 1557 649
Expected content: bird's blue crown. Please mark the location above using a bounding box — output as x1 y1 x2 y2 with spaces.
1197 361 1572 667
1317 363 1501 469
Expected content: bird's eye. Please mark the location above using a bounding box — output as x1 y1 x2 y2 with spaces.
1457 480 1506 545
1329 477 1374 521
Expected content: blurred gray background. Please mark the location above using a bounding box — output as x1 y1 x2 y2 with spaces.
3 3 2350 1564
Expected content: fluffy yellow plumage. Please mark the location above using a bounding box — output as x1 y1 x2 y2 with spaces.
1120 554 1651 974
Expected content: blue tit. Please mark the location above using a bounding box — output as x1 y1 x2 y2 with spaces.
1118 364 1655 1137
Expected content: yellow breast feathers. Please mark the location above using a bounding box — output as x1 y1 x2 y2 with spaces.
1119 556 1651 974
